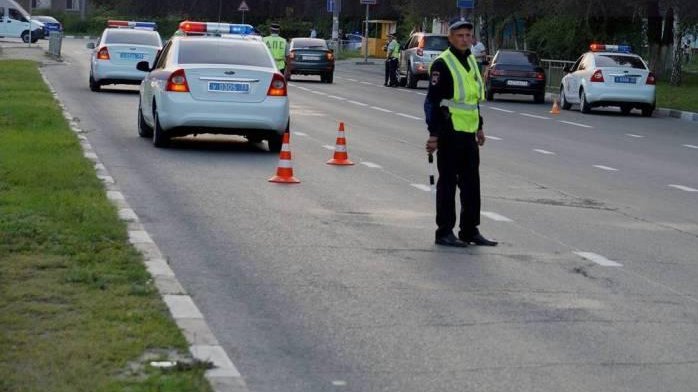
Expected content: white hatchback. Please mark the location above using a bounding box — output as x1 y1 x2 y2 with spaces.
136 35 290 151
87 22 162 92
560 45 656 116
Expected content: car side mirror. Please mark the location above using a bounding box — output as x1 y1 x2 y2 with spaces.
86 42 95 49
136 61 151 72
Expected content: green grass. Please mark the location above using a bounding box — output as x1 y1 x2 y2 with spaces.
656 71 698 112
0 60 212 392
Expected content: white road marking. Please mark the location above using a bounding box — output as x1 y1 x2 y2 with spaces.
296 86 310 91
396 113 423 120
489 107 515 113
287 82 296 87
668 184 698 192
293 132 308 137
348 100 368 106
417 92 427 96
626 133 645 138
328 95 346 100
534 149 556 155
574 251 623 267
683 144 698 149
485 135 503 140
520 113 551 120
594 165 618 172
360 162 382 169
347 78 357 82
481 211 513 222
411 184 433 192
371 106 393 113
311 90 327 95
360 81 373 85
332 380 348 387
559 120 593 128
323 145 336 150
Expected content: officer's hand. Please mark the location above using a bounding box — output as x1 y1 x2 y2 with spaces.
476 129 486 146
426 136 438 153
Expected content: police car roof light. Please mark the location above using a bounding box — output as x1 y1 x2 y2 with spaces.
589 43 632 53
178 21 255 36
107 20 157 31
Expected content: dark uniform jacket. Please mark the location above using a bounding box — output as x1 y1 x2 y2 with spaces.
425 46 484 138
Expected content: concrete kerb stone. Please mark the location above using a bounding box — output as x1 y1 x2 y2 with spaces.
36 69 251 392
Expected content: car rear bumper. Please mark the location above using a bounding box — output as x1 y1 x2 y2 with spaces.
488 77 546 94
287 61 334 75
157 93 289 135
585 84 656 106
93 62 147 83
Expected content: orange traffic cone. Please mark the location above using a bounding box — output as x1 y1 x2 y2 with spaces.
268 132 300 184
326 122 354 166
550 97 561 115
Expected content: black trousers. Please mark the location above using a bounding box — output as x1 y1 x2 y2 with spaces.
435 131 481 239
385 58 398 85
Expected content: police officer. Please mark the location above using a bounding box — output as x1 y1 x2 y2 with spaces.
425 18 497 247
384 33 400 87
263 23 288 74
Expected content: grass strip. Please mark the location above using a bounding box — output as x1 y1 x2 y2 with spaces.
656 71 698 113
0 60 212 392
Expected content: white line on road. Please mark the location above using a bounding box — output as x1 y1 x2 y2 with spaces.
396 113 423 120
520 113 551 120
594 165 619 172
411 184 433 192
360 162 382 168
347 78 358 82
486 135 503 140
296 86 310 91
668 184 698 192
534 149 557 155
371 106 393 113
481 211 513 222
360 81 373 85
348 100 368 106
323 145 336 150
311 90 327 95
683 144 698 149
574 252 623 267
488 107 515 113
328 95 346 100
293 132 308 137
626 133 645 138
417 92 427 96
559 120 593 128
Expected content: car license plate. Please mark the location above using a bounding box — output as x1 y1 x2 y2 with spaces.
208 82 250 93
120 52 145 60
506 80 528 87
304 56 321 61
614 76 637 84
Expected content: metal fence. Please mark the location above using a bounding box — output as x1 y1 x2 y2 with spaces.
540 59 576 93
48 32 62 59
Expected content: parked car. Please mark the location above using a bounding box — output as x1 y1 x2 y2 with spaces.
344 33 362 51
0 0 43 43
32 15 62 38
484 49 546 103
285 38 335 83
560 44 656 116
398 33 449 88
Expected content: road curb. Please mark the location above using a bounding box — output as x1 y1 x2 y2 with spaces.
38 70 250 392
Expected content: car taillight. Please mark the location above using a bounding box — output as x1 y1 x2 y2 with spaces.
490 69 503 76
591 69 604 82
326 52 334 61
535 72 545 80
646 72 656 85
97 47 110 60
267 73 287 97
166 69 190 93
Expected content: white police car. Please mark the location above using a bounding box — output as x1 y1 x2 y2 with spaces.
136 21 289 151
560 44 656 116
87 21 162 92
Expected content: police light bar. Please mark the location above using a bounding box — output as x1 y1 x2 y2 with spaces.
107 20 157 31
589 44 632 53
178 21 255 36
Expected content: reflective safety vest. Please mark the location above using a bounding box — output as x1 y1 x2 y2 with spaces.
389 40 400 59
263 35 287 70
435 48 485 133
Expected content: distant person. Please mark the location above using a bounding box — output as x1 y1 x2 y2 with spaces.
684 40 692 64
471 37 487 73
384 33 400 87
263 23 288 74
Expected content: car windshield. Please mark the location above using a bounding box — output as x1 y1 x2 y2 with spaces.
292 39 327 50
104 30 161 46
424 36 449 51
178 40 274 67
497 51 540 65
594 54 646 69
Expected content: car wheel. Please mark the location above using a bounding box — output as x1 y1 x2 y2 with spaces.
560 87 572 110
152 111 169 148
620 105 632 115
89 74 101 92
21 31 30 43
137 104 153 138
641 105 654 117
534 93 545 104
267 134 283 152
325 72 334 84
407 66 418 89
580 90 592 114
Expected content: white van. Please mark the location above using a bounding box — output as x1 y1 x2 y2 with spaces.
0 0 44 43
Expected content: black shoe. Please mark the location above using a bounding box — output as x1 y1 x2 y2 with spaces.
460 232 498 246
435 233 468 247
384 83 388 86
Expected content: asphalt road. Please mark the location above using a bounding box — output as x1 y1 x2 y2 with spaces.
40 38 698 392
